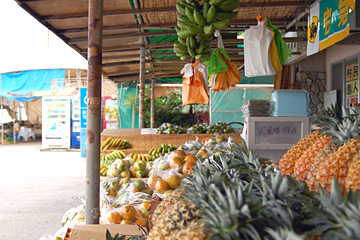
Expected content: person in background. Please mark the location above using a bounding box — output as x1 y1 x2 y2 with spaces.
14 120 20 139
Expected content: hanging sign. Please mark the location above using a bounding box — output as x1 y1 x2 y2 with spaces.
345 62 359 108
307 2 320 56
307 0 356 55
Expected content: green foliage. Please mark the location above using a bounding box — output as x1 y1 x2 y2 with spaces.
143 89 209 128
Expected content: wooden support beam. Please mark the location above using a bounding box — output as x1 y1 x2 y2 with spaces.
59 20 287 35
61 18 289 41
81 37 305 54
68 30 176 44
41 2 307 21
58 23 176 34
106 66 181 77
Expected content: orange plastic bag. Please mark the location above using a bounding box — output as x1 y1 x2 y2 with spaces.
211 51 241 92
182 60 209 105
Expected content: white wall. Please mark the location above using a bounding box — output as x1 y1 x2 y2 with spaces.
326 44 360 91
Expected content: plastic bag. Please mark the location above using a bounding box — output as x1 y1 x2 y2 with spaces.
266 18 292 65
107 159 131 178
100 204 148 228
244 18 276 77
206 48 241 91
147 168 185 198
182 60 209 105
177 138 204 155
148 149 200 198
100 177 131 207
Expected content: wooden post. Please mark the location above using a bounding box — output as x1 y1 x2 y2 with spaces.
85 0 103 224
150 79 155 128
139 45 145 129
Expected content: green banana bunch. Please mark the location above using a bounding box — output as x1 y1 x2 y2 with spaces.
215 11 238 20
148 144 177 160
174 0 238 62
217 0 240 11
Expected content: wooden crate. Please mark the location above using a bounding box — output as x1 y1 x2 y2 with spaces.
101 133 243 154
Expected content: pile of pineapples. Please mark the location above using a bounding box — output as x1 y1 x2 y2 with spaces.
145 137 360 239
279 105 360 194
100 106 360 240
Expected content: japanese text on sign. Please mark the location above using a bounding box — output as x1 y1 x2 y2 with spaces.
345 62 359 108
255 122 302 145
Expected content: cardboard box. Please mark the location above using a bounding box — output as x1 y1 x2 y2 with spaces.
69 224 143 240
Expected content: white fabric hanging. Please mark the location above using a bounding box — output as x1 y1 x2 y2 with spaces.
244 18 276 77
180 63 193 78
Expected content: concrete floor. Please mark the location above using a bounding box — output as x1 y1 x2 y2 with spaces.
0 141 86 240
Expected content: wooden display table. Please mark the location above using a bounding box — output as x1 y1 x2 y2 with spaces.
101 132 243 154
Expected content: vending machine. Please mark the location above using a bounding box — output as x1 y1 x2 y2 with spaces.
71 94 81 148
42 96 71 149
103 96 118 129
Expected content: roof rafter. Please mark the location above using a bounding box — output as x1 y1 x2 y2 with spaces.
37 2 307 21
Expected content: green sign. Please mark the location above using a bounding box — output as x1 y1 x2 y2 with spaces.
319 0 356 50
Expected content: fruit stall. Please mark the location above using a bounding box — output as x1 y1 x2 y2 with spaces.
17 0 360 239
51 106 360 239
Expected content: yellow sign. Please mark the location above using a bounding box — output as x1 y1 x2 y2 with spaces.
308 16 319 43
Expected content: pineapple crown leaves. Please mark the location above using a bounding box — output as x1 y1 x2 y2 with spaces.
105 230 126 240
303 178 360 239
264 227 305 240
324 117 360 146
201 183 259 240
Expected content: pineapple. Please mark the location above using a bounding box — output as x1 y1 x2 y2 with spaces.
305 106 359 191
345 152 360 192
305 143 338 192
293 135 332 182
173 220 209 240
279 130 322 176
147 200 202 240
315 118 360 194
149 188 184 228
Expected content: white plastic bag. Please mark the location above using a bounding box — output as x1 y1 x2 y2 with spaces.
244 18 276 77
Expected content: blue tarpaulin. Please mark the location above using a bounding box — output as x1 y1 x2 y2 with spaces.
0 69 65 102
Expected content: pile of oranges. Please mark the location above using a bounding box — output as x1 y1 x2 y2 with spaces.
147 149 199 196
103 204 147 228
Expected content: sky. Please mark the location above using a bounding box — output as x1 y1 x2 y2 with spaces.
0 0 88 74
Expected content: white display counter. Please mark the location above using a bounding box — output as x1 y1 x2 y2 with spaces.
244 116 311 162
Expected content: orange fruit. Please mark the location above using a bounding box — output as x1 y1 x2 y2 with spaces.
137 209 144 217
184 154 197 164
202 153 210 159
133 186 140 193
120 205 137 220
120 170 130 178
121 219 134 225
173 150 186 157
155 180 169 193
107 212 122 224
198 149 207 155
141 201 150 210
134 217 147 227
182 162 195 175
147 175 162 190
170 157 184 171
164 174 182 189
142 187 154 195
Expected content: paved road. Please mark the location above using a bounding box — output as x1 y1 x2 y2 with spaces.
0 141 86 240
